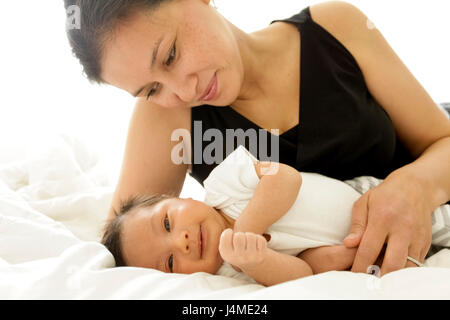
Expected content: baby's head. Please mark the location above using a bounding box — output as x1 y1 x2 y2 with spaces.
101 194 233 275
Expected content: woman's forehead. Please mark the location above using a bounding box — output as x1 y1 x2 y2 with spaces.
106 0 180 54
100 8 177 84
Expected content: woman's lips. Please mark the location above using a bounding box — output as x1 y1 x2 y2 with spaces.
200 72 218 102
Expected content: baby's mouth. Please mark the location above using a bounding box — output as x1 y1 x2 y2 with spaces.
198 225 202 259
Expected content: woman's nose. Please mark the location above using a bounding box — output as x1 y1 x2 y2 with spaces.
166 74 197 103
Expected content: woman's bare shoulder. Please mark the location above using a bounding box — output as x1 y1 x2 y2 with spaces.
308 1 368 46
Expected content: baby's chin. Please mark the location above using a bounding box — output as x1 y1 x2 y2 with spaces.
161 255 223 275
210 252 225 274
197 255 224 275
193 254 224 275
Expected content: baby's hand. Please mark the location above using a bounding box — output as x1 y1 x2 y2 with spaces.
219 229 268 272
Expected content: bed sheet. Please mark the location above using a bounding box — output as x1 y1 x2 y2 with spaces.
0 134 449 299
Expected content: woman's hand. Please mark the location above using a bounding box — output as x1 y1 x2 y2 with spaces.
343 169 434 275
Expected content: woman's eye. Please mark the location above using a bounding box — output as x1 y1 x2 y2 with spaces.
147 44 177 100
145 43 176 101
164 216 170 232
165 43 176 66
168 254 173 273
146 84 158 100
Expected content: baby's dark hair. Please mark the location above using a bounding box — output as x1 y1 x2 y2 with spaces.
101 193 173 266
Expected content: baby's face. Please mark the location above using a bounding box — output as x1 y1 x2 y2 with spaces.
120 197 232 275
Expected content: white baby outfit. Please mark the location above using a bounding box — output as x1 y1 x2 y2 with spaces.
203 146 360 281
203 146 450 281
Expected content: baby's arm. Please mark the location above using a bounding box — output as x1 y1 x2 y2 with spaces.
299 245 388 274
234 161 302 235
219 229 313 286
298 245 358 274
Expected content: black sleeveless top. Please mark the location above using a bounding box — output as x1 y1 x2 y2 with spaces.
189 6 414 186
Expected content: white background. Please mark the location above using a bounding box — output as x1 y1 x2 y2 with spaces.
0 0 449 195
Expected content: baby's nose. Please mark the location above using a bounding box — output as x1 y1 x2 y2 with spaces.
176 231 190 254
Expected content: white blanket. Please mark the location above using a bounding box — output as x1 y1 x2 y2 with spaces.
1 134 450 299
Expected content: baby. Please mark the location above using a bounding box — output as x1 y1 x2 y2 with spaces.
102 146 450 286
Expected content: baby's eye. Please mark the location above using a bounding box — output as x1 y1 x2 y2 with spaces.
168 254 173 273
164 215 170 232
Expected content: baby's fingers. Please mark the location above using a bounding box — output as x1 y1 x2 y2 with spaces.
245 232 258 251
244 232 267 251
256 234 268 251
233 232 246 253
219 229 234 256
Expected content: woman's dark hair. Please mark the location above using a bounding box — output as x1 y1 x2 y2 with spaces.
101 193 173 267
63 0 176 84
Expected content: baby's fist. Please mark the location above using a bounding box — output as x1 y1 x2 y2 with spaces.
218 229 268 271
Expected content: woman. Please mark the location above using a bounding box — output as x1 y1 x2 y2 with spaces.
64 0 450 276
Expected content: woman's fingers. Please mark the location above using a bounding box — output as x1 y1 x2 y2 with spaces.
344 192 370 248
381 235 409 274
419 220 432 264
351 222 387 273
419 236 432 263
405 242 427 268
347 171 434 275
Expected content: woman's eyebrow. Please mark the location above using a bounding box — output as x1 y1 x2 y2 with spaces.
132 35 164 97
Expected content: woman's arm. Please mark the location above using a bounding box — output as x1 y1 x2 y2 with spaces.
233 161 302 235
310 1 450 275
107 98 191 219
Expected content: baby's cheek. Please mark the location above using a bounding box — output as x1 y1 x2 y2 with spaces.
209 252 225 274
204 252 224 275
180 254 223 275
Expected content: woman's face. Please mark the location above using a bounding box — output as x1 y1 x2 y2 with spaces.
100 0 244 109
120 197 231 274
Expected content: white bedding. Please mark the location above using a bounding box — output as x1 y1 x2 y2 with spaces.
1 134 450 299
